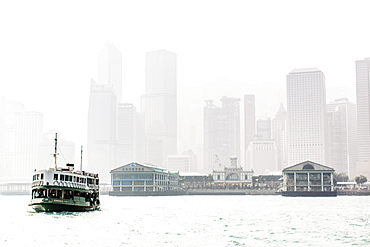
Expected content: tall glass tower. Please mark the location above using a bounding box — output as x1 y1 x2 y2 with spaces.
286 68 327 166
98 43 122 102
87 80 117 183
142 50 177 167
203 97 240 173
355 58 370 177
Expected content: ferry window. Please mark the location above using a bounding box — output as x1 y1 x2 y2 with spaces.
54 174 58 180
73 176 76 182
96 179 99 185
69 176 73 182
41 173 44 180
50 189 57 198
60 175 65 181
36 174 39 180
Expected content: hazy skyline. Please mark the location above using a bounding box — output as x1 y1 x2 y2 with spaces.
1 1 368 152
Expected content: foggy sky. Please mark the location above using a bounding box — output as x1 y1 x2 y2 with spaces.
0 0 368 151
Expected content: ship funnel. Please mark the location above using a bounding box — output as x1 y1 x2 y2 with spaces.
66 163 75 171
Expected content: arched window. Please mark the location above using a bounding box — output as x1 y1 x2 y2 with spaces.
226 173 239 180
303 164 314 170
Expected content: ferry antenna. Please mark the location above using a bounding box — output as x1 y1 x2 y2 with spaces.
53 133 59 170
80 146 83 171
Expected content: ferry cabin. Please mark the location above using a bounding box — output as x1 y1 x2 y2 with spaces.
31 167 99 201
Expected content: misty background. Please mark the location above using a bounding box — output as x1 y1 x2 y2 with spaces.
1 1 369 182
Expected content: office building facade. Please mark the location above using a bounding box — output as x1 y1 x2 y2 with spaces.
244 94 256 169
356 58 370 177
246 139 278 175
98 43 123 102
142 50 177 167
87 80 117 182
204 97 240 173
272 104 287 170
286 68 327 166
13 111 43 180
327 98 357 178
116 103 144 166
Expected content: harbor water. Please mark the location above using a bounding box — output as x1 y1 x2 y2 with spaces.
1 195 370 246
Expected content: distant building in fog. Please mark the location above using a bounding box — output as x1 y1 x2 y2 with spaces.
167 155 190 172
246 138 278 175
98 42 123 103
327 99 358 178
182 149 198 172
13 111 43 180
286 68 327 166
272 104 287 170
0 99 25 181
87 43 123 182
142 50 177 167
116 103 144 166
87 80 117 182
256 118 271 139
167 150 198 173
356 58 370 177
204 97 240 173
244 94 256 169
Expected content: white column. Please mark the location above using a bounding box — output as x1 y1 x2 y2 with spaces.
321 172 324 191
308 172 310 191
294 172 297 191
330 173 334 191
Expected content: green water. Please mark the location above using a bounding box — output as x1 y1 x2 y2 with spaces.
1 195 369 246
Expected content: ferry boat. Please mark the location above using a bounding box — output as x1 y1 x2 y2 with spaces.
29 134 100 212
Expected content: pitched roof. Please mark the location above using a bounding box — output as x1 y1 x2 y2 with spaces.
282 160 334 172
289 68 321 74
110 162 168 173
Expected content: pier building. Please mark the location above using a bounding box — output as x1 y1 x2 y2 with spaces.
109 162 181 196
212 156 253 189
282 160 336 196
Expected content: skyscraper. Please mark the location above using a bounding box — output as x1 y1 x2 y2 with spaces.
87 80 117 182
13 111 43 180
142 50 177 167
244 95 256 169
286 68 327 166
356 58 370 177
272 104 287 170
98 43 123 102
203 97 240 173
256 119 271 140
246 139 278 175
116 103 144 166
327 98 357 177
87 43 122 182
